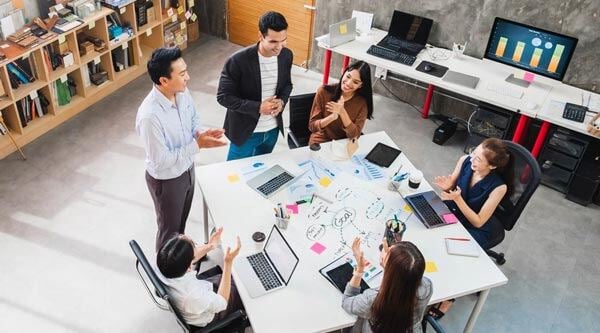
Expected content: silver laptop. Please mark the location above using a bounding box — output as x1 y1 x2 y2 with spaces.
404 191 458 228
247 164 303 198
442 71 480 89
237 225 299 298
321 17 357 48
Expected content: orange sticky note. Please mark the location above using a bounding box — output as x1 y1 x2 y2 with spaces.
425 261 438 273
319 176 332 187
227 173 240 183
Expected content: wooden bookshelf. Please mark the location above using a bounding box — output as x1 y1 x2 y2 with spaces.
0 1 193 159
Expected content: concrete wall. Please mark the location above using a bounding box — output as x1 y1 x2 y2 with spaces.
309 0 600 118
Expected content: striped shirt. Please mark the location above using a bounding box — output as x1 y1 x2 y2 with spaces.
254 52 278 133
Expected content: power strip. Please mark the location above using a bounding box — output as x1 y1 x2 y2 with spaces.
375 66 387 80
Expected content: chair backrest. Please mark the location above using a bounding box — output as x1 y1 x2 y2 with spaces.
288 93 316 148
493 141 541 231
129 240 190 332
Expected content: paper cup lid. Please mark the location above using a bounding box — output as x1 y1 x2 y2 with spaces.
252 232 266 242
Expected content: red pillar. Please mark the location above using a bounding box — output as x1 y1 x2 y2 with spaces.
421 84 435 119
322 50 332 85
512 115 530 144
342 56 350 73
531 121 551 158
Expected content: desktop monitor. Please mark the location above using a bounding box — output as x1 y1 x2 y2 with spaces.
484 17 578 82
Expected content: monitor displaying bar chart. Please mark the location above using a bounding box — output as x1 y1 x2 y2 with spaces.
484 17 578 81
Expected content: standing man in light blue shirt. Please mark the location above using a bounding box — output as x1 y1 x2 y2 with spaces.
136 47 227 252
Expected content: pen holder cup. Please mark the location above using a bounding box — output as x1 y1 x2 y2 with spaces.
276 216 290 230
388 179 402 192
381 219 406 249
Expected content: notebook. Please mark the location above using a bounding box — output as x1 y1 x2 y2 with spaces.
445 238 480 257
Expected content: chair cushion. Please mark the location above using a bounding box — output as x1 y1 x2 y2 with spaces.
485 216 505 249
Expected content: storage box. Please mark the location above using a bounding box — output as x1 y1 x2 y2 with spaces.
79 41 95 55
188 22 199 42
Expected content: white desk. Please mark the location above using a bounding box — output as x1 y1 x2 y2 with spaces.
196 132 507 333
317 29 599 158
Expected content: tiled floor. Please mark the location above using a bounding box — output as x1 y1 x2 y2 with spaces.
0 36 598 332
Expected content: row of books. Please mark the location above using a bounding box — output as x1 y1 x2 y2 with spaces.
16 93 50 127
50 77 77 106
7 57 38 89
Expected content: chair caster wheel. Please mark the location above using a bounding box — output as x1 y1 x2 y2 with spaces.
497 253 506 265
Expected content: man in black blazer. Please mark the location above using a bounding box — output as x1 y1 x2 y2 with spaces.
217 12 293 160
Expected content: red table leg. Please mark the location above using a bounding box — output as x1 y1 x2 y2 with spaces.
531 121 551 158
512 114 530 144
421 84 435 119
342 56 350 73
322 50 332 85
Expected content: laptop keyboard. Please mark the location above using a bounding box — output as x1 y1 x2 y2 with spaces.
410 194 445 227
256 171 294 197
367 45 417 66
247 253 282 291
384 36 422 53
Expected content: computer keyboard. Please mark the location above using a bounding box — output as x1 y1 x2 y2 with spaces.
409 194 444 227
247 253 282 291
562 103 587 123
486 82 524 99
256 171 294 197
367 45 416 66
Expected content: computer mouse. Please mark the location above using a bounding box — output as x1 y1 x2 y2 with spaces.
423 64 433 72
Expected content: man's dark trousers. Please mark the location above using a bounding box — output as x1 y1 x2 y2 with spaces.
145 166 195 252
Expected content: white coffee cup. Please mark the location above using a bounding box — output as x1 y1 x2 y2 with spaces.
408 170 423 189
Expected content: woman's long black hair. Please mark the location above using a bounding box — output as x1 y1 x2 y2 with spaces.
323 60 374 119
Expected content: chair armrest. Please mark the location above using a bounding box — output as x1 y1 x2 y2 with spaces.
195 310 247 333
286 127 301 149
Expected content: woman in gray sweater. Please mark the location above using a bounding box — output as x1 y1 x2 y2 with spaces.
342 238 433 333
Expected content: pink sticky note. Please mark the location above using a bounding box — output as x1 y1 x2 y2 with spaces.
442 213 459 224
524 72 535 83
310 242 326 254
286 203 299 215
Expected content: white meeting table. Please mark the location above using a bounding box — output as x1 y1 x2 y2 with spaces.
196 131 507 333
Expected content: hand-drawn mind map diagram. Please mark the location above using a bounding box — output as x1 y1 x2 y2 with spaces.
302 185 411 259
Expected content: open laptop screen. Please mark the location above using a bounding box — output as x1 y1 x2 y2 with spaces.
388 10 433 45
264 226 299 285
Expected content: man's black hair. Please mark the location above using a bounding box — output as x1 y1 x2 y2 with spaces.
156 235 193 278
147 47 182 85
259 11 288 36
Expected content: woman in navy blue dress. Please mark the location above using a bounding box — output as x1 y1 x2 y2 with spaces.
428 138 513 319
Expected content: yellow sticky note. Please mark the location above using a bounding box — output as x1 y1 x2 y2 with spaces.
180 22 186 30
403 204 412 213
58 35 66 44
190 13 197 22
425 261 438 273
319 177 332 187
177 6 184 15
89 20 95 29
339 24 347 34
227 173 240 183
171 15 178 23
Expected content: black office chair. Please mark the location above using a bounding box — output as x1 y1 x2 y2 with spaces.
484 140 541 265
129 240 248 333
286 93 316 149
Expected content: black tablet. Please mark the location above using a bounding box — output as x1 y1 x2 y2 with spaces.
325 262 369 293
365 143 401 168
